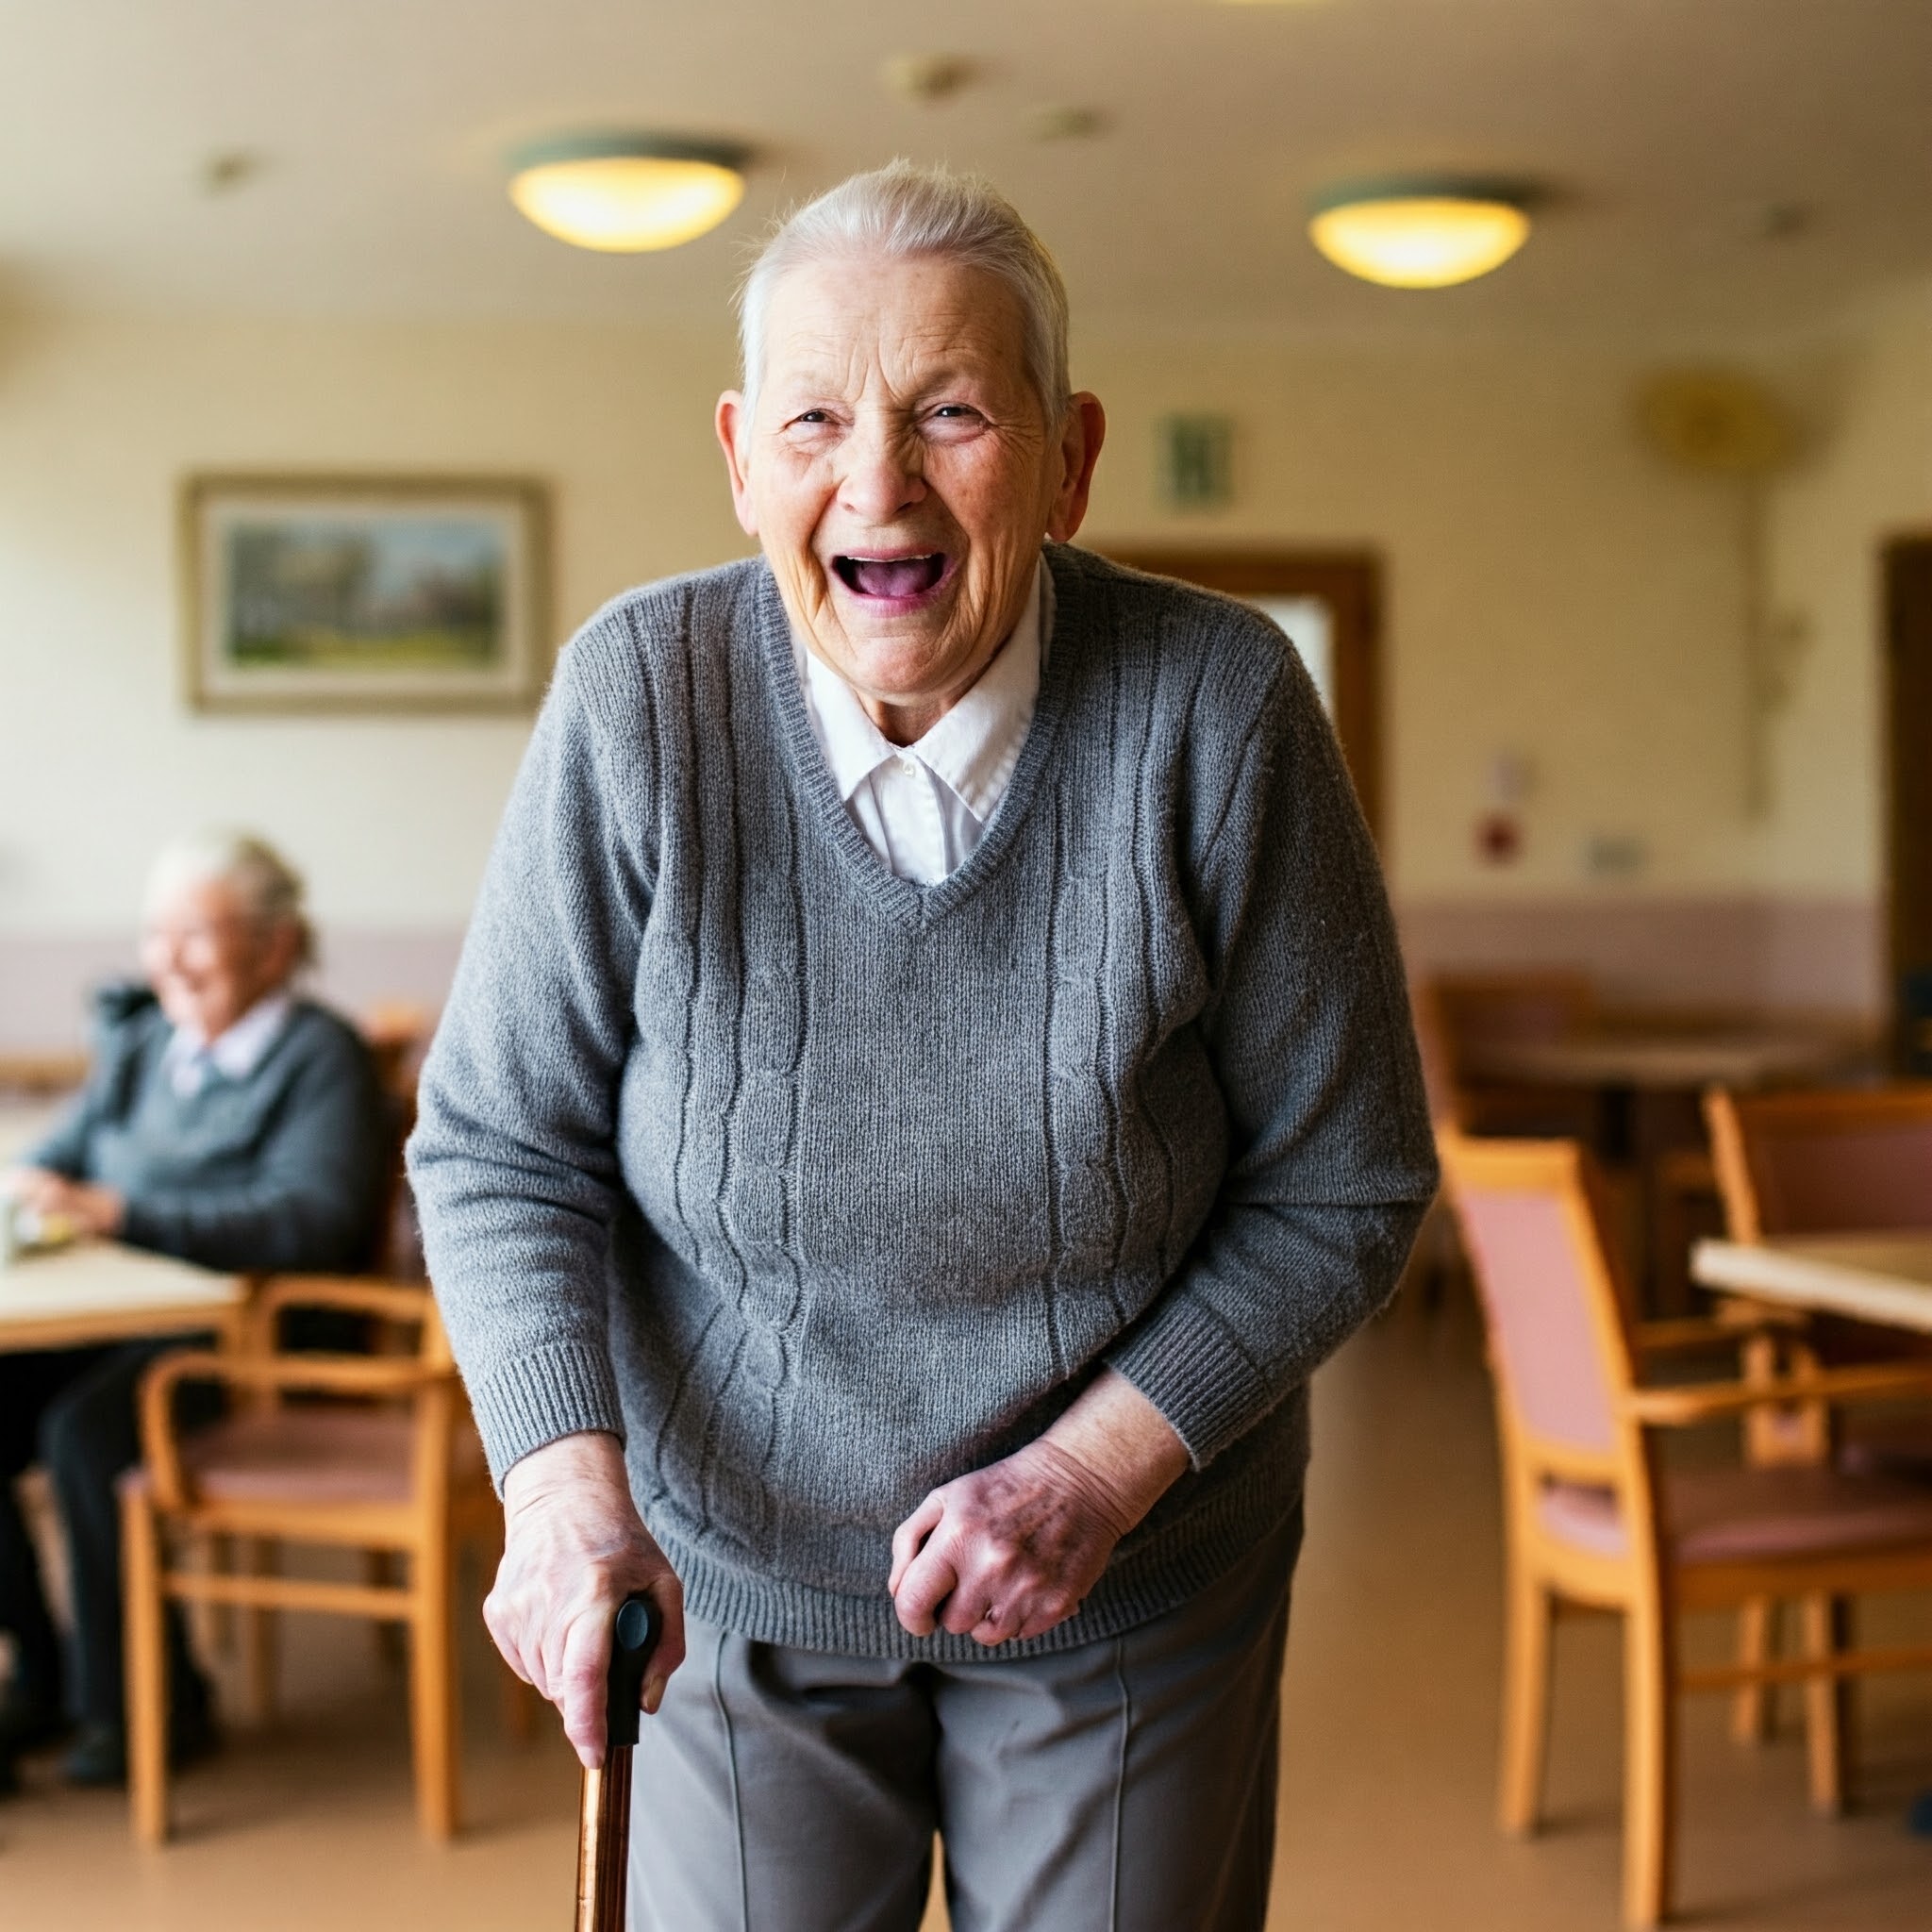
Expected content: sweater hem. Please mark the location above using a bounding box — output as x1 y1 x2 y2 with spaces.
655 1450 1305 1661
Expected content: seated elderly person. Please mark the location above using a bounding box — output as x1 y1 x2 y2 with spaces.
0 831 387 1791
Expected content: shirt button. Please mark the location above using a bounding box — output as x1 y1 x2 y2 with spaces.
900 758 918 777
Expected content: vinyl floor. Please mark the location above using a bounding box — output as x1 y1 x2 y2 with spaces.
3 1288 1928 1930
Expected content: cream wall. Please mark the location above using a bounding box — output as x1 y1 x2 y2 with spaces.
0 302 1905 1041
0 308 747 936
1760 281 1932 893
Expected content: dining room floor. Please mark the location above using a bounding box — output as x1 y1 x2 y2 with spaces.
3 1284 1929 1931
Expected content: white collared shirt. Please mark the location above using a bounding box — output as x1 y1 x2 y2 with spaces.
160 990 295 1099
794 558 1053 887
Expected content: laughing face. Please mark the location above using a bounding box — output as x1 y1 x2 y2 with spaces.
717 253 1105 744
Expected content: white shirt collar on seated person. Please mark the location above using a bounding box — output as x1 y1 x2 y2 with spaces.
161 989 295 1098
792 556 1054 888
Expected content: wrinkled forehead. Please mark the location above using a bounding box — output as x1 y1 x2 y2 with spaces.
756 253 1034 405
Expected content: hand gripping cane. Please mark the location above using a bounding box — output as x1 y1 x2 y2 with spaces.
575 1591 661 1932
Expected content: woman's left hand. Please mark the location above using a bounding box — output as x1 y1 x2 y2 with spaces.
888 1367 1190 1647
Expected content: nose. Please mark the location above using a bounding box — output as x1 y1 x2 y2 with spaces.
836 415 926 525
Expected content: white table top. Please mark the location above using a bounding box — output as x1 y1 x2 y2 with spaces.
1468 1029 1846 1092
1692 1233 1932 1336
0 1238 245 1351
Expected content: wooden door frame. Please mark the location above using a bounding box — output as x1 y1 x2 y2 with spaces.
1882 532 1932 1066
1096 547 1384 841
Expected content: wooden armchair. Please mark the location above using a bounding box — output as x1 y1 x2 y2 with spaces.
1705 1083 1932 1746
121 1276 501 1843
1439 1133 1932 1928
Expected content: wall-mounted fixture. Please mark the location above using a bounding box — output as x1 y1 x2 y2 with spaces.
1307 175 1535 289
507 134 749 252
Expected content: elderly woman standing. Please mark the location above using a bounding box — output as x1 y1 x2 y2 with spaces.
0 832 387 1790
409 163 1435 1929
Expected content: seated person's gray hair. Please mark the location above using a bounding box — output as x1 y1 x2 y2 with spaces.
736 159 1072 421
145 829 317 970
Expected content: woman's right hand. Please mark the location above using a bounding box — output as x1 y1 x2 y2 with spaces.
486 1430 686 1768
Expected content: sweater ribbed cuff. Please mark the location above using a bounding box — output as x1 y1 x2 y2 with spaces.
1105 1291 1274 1470
469 1339 625 1489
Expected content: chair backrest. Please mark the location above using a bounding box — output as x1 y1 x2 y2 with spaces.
1429 972 1595 1055
1438 1133 1634 1466
1706 1084 1932 1241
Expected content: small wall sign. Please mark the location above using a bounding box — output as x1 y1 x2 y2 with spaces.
1157 415 1234 509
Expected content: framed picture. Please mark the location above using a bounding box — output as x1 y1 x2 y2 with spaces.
179 473 552 713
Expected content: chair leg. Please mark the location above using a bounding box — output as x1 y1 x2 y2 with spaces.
206 1531 236 1655
1800 1593 1850 1815
1730 1598 1777 1743
366 1549 408 1668
408 1542 459 1840
1622 1597 1677 1931
1499 1570 1554 1835
122 1489 171 1845
243 1539 279 1724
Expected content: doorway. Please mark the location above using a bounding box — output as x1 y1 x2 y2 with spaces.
1883 536 1932 1071
1098 548 1384 841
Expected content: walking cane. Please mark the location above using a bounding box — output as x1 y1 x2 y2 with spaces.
575 1591 661 1932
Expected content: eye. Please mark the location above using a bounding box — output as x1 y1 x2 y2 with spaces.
931 404 979 420
788 408 830 426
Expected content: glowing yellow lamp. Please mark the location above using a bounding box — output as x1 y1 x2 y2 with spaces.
508 135 748 253
1307 178 1533 290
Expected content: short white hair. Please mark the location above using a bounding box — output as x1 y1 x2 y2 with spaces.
736 159 1072 420
145 829 316 968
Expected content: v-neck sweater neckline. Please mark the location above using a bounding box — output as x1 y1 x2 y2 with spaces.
754 545 1084 931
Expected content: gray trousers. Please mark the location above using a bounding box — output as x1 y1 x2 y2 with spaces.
628 1510 1301 1932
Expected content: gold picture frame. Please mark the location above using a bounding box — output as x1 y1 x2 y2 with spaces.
179 473 552 713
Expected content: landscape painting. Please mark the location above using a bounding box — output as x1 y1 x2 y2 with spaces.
182 475 550 711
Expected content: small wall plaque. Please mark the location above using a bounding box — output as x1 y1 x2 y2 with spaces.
1157 414 1234 509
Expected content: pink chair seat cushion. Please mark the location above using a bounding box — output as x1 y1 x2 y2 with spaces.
123 1407 418 1507
1536 1464 1932 1566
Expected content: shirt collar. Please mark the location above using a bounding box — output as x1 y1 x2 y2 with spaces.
164 991 295 1083
794 556 1048 822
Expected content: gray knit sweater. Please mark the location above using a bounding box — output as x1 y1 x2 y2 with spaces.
408 543 1437 1658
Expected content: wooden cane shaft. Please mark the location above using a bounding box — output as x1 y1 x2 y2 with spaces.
575 1751 634 1932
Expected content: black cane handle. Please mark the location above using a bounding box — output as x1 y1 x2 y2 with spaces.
605 1591 661 1750
576 1591 661 1932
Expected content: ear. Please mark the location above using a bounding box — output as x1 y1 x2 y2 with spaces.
715 391 760 539
1044 393 1107 544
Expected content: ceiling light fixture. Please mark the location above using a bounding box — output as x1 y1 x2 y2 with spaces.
507 134 749 253
1307 176 1534 289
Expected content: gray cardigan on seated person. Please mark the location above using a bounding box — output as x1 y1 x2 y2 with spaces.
408 542 1439 1660
27 985 388 1275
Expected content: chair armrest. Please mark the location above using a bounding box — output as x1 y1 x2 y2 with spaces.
1633 1302 1810 1355
138 1348 454 1510
1624 1362 1932 1427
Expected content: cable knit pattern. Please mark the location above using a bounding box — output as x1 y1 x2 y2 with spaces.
408 543 1438 1659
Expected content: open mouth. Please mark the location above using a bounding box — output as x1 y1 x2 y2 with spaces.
833 553 950 600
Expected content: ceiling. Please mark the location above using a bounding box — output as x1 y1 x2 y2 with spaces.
2 0 1929 343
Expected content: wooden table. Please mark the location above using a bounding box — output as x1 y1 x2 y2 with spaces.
0 1241 246 1353
1466 1026 1857 1315
1691 1232 1932 1336
1467 1029 1848 1094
